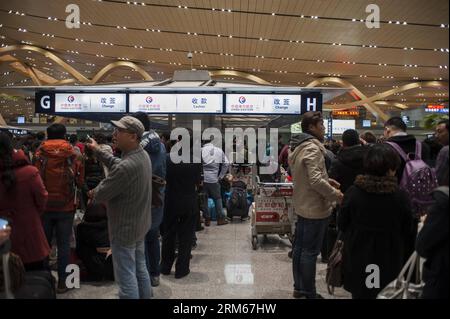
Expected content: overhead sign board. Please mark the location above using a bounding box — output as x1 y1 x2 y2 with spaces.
425 105 449 113
36 92 127 114
176 94 223 113
225 93 320 115
129 93 222 113
36 90 323 115
129 94 177 113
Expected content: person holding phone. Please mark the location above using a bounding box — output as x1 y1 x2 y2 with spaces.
0 224 11 247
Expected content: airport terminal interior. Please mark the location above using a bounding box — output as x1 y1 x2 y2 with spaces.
0 0 448 300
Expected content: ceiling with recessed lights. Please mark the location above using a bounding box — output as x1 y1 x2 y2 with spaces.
0 0 448 122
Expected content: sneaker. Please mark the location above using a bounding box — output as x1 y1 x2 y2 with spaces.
241 216 250 222
217 219 229 226
150 276 160 287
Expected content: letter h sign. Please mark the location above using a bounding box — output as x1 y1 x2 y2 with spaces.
301 93 322 114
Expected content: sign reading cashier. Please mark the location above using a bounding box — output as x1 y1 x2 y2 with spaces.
176 94 223 113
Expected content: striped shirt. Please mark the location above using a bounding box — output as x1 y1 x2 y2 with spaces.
92 146 152 246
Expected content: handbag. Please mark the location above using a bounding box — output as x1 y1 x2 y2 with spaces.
377 251 424 299
326 232 344 295
152 175 166 208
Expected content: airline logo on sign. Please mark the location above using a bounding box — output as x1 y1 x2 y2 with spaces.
57 94 83 111
227 94 262 113
129 94 173 113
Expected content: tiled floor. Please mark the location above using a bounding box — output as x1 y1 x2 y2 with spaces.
59 221 351 299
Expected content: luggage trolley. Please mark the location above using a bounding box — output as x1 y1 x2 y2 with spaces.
251 181 295 250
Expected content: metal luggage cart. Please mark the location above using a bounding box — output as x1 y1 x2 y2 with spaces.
251 181 295 250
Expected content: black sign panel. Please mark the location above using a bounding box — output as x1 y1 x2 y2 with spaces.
35 91 55 114
300 93 323 114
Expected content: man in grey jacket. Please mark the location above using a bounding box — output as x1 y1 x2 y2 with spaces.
87 116 152 299
201 138 230 226
289 111 343 299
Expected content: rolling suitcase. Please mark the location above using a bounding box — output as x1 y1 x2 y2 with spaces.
1 239 56 299
226 181 249 219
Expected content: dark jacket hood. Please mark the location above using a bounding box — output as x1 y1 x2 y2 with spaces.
141 130 163 154
290 133 315 151
337 145 366 169
354 175 398 194
388 134 416 144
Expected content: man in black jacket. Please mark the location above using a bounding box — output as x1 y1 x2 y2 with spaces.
384 116 432 264
416 185 449 299
321 130 368 262
329 129 367 194
384 117 431 183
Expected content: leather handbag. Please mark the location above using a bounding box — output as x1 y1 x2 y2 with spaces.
377 251 424 299
152 175 166 208
326 232 344 295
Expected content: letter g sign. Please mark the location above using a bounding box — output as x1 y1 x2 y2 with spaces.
40 95 51 109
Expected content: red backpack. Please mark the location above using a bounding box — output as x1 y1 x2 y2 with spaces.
35 149 78 209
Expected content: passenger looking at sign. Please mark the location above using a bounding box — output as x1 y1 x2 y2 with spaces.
132 112 167 288
201 137 231 226
34 124 84 294
86 116 152 299
288 111 343 299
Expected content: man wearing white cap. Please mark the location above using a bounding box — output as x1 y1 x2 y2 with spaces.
86 116 153 299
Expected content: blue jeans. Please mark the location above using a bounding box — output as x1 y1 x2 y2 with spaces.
42 211 74 282
145 206 163 277
203 182 224 220
292 215 329 298
111 240 152 299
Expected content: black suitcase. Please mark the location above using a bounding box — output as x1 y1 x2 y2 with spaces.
14 271 56 299
226 181 249 219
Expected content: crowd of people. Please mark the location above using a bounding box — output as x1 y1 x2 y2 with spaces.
0 111 448 299
288 113 448 299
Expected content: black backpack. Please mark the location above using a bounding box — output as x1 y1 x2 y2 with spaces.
227 181 249 217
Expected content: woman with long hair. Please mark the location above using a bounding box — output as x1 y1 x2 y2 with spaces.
0 132 50 271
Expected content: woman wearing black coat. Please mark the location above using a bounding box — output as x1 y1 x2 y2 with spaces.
338 144 413 299
160 134 203 279
416 179 449 299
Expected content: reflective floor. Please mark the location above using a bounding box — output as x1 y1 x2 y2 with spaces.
59 221 350 299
